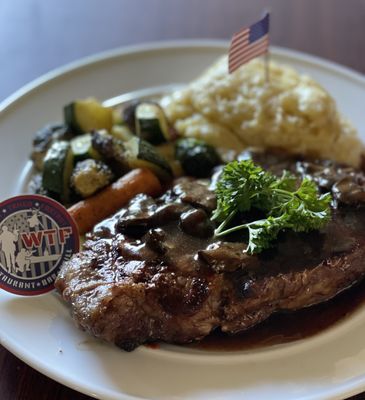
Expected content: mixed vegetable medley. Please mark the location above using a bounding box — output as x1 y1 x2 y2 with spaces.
30 98 221 206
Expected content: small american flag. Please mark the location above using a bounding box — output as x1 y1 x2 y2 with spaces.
228 12 270 74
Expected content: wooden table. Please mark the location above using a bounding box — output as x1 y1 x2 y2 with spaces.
1 0 365 399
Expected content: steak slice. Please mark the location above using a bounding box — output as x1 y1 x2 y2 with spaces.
55 155 365 351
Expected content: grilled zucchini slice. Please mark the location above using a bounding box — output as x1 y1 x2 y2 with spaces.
42 141 74 203
122 100 140 132
124 137 172 181
135 103 172 145
64 98 113 134
111 125 135 142
71 133 100 162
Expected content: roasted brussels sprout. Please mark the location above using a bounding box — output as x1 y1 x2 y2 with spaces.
175 138 220 178
71 159 114 198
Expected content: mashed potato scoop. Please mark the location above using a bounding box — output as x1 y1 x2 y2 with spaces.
161 56 363 167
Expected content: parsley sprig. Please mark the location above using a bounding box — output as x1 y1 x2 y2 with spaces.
211 160 331 254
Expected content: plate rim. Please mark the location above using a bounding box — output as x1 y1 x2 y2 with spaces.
1 39 365 400
1 39 364 115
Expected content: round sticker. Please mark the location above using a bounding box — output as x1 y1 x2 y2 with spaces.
0 195 79 296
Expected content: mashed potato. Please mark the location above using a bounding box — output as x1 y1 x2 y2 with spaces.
161 56 363 167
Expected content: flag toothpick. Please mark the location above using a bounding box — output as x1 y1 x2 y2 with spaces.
264 51 270 84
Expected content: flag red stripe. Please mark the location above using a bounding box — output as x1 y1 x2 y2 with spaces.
229 38 268 66
229 38 268 62
229 51 267 72
233 47 268 66
231 34 268 54
229 42 269 72
229 46 268 71
232 28 250 43
230 33 249 50
229 40 268 65
229 36 268 61
229 44 249 59
230 39 249 53
231 30 249 44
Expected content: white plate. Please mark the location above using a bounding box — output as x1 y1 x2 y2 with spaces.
1 40 365 400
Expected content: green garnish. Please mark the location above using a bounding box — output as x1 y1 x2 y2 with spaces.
212 160 332 254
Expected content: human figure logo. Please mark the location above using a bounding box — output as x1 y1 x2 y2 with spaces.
0 195 79 295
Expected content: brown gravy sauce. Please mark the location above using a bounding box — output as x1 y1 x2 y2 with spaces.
143 279 365 352
188 278 365 351
96 161 365 353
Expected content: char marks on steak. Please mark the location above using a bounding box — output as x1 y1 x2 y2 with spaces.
55 151 365 350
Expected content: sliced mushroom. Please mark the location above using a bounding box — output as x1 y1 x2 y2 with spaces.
198 242 259 272
332 176 365 205
179 208 214 238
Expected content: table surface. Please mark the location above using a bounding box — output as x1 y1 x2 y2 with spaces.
1 0 365 399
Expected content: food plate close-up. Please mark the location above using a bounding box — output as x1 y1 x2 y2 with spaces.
1 40 365 400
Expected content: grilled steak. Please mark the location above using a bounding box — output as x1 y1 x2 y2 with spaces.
55 151 365 350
